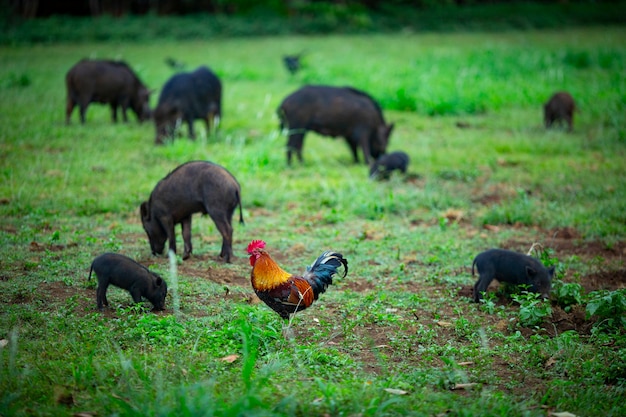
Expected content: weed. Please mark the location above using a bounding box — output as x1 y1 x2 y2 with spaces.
553 282 584 311
512 291 553 328
479 291 499 315
586 289 626 330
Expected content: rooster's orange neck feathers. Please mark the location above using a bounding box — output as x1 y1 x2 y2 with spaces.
250 251 292 291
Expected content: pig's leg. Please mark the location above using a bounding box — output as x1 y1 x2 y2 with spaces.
473 271 495 303
96 281 108 310
566 113 573 132
203 114 211 134
129 286 143 304
181 216 193 260
355 131 370 164
217 219 233 263
102 281 110 307
120 98 130 123
207 209 233 263
286 132 304 165
350 142 360 163
121 105 129 123
111 103 119 123
161 216 178 257
79 102 88 125
187 118 196 139
66 96 75 125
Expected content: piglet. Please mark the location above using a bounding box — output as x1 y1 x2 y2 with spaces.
369 151 410 180
544 91 575 132
472 248 554 302
88 253 168 311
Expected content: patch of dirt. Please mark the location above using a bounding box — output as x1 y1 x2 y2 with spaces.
546 304 593 335
403 173 425 186
291 311 393 376
1 223 17 234
39 281 94 313
177 263 248 287
473 183 519 206
504 227 626 261
343 279 376 293
29 241 78 252
580 268 626 293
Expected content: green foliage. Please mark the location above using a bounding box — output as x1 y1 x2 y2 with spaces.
512 291 553 328
538 247 566 280
480 189 539 227
1 72 31 88
130 313 186 345
478 291 501 315
553 281 584 310
586 290 626 330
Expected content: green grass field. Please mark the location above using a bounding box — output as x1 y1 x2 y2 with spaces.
1 26 625 416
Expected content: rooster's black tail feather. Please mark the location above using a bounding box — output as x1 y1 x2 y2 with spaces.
304 251 348 299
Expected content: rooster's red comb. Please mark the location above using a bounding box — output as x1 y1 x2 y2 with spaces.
247 240 266 254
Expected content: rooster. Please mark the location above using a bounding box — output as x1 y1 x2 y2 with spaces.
247 240 348 320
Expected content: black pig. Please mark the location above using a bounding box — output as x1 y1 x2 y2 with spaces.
154 66 222 144
88 253 167 311
283 52 304 75
65 59 151 124
472 249 554 302
544 91 575 132
277 85 394 165
140 161 243 263
369 151 410 180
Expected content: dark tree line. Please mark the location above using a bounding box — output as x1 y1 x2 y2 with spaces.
6 0 606 19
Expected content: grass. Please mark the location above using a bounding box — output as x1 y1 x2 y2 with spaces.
0 26 625 416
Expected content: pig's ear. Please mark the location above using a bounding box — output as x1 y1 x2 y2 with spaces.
548 266 555 279
526 266 537 276
140 201 150 220
155 276 163 286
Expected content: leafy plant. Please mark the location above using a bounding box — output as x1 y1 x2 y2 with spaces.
586 289 626 330
512 291 553 328
537 247 566 280
479 291 498 314
553 282 584 311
